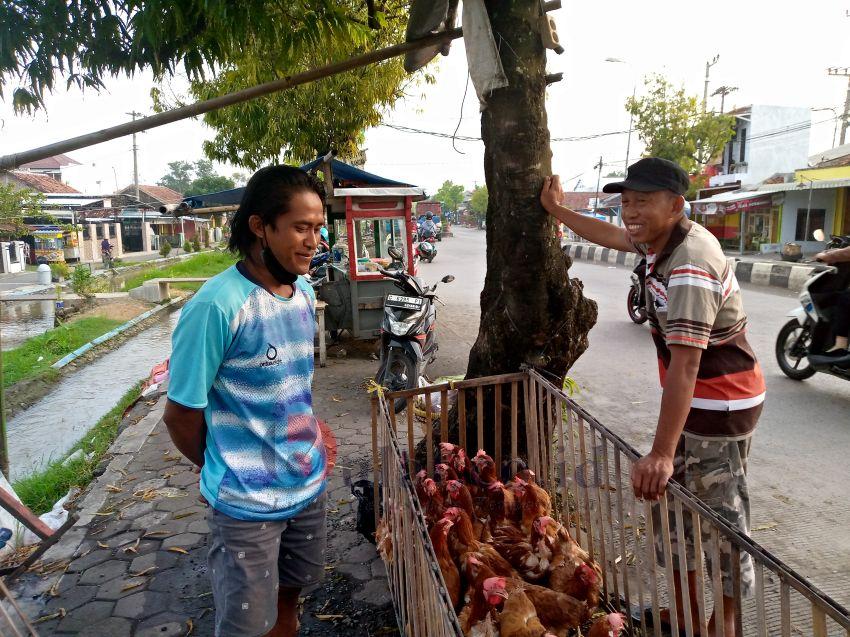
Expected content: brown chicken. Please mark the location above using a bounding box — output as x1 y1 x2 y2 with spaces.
551 562 601 613
435 463 460 490
420 478 446 527
440 441 461 464
458 555 500 636
447 479 490 542
429 518 461 609
473 450 499 486
514 478 553 534
375 518 393 566
483 576 587 637
485 582 551 637
485 480 519 530
443 507 516 577
587 612 626 637
491 516 556 581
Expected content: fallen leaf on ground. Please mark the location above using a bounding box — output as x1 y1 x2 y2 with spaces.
168 547 190 555
121 581 145 593
97 541 109 549
105 485 123 493
142 531 170 538
752 522 778 532
331 396 342 402
185 619 194 635
315 614 345 621
33 609 66 624
130 566 156 577
173 511 196 520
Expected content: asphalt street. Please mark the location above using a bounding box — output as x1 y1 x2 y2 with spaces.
421 226 850 607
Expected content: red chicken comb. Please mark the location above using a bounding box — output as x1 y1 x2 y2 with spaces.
475 449 487 457
416 469 427 479
606 612 626 632
446 479 463 492
439 442 457 450
487 481 503 491
436 463 449 471
578 562 598 583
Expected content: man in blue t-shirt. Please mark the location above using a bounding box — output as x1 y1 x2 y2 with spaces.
164 165 329 637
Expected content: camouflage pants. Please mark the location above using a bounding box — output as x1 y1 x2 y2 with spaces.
652 435 755 599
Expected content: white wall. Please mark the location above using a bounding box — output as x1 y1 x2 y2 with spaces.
779 188 835 252
746 106 811 184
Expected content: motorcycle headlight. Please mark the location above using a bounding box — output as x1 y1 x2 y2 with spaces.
388 316 412 336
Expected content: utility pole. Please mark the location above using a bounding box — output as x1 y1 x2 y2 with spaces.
593 156 603 214
711 85 738 113
703 54 720 113
126 111 143 200
827 67 850 145
624 86 635 172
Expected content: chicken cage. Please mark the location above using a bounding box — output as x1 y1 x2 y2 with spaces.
371 369 850 637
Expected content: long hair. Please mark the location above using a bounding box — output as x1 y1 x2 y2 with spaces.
228 165 326 258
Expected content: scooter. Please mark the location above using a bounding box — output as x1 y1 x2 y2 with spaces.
627 257 647 324
775 229 850 380
375 246 454 413
416 239 437 263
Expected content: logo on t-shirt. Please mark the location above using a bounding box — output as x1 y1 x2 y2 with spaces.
262 343 281 367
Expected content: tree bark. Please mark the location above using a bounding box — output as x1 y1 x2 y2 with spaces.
415 0 596 470
467 1 596 383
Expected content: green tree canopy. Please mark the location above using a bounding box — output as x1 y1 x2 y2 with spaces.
184 1 419 167
0 184 45 238
626 75 735 175
1 1 367 112
434 180 464 213
470 185 488 219
158 160 236 196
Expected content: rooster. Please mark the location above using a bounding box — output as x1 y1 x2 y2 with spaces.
491 516 556 582
483 576 587 637
444 507 516 577
429 518 461 609
588 612 626 637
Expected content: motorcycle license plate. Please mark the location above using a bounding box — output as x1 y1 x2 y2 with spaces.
386 294 423 310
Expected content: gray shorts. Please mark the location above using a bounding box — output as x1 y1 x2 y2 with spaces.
207 491 328 637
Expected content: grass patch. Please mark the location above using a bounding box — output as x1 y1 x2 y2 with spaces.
13 381 145 515
122 250 236 291
2 317 125 388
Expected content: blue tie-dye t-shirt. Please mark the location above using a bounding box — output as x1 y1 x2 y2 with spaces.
168 263 326 521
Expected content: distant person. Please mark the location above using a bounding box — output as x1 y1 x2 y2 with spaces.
814 243 850 357
541 157 764 637
164 165 332 637
100 237 112 255
421 213 438 240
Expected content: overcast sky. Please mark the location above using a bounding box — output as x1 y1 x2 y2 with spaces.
1 0 849 196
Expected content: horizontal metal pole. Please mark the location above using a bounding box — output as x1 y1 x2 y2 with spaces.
0 1 562 171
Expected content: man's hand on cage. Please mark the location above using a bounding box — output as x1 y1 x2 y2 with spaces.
631 451 674 501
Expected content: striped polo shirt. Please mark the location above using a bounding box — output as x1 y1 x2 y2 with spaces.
633 218 765 440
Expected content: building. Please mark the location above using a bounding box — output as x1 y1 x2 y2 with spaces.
693 159 850 253
707 105 811 189
16 153 80 184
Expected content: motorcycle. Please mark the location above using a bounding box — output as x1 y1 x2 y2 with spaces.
416 238 437 263
375 245 454 413
627 257 648 324
775 229 850 381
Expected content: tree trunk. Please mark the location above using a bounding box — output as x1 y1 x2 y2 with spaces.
415 0 597 470
467 1 596 383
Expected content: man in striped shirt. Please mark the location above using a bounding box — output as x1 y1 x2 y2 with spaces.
541 157 763 636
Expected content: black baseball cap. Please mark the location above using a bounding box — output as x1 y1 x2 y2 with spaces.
603 157 689 195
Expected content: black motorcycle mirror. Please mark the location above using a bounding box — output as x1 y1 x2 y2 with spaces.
441 275 455 283
388 245 404 261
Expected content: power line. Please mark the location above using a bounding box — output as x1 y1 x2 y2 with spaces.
380 123 631 143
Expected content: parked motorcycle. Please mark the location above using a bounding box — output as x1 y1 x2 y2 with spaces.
627 257 647 324
416 239 437 263
775 230 850 381
375 246 454 413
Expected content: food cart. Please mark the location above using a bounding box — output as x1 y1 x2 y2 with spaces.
30 226 67 263
301 158 424 339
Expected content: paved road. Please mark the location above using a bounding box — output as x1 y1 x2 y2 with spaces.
425 226 850 608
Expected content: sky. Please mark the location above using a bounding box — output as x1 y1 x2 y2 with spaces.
1 0 849 197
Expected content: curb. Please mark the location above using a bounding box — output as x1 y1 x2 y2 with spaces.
50 297 184 369
561 242 816 293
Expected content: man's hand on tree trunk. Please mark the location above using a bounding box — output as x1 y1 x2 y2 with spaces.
540 175 565 214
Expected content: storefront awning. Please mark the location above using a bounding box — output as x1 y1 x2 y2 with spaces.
691 190 776 215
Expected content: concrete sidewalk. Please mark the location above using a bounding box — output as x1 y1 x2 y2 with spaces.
7 356 398 636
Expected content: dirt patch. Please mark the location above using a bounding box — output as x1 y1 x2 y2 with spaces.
73 298 156 323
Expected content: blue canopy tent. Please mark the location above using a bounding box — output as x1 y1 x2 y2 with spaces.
181 158 413 209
